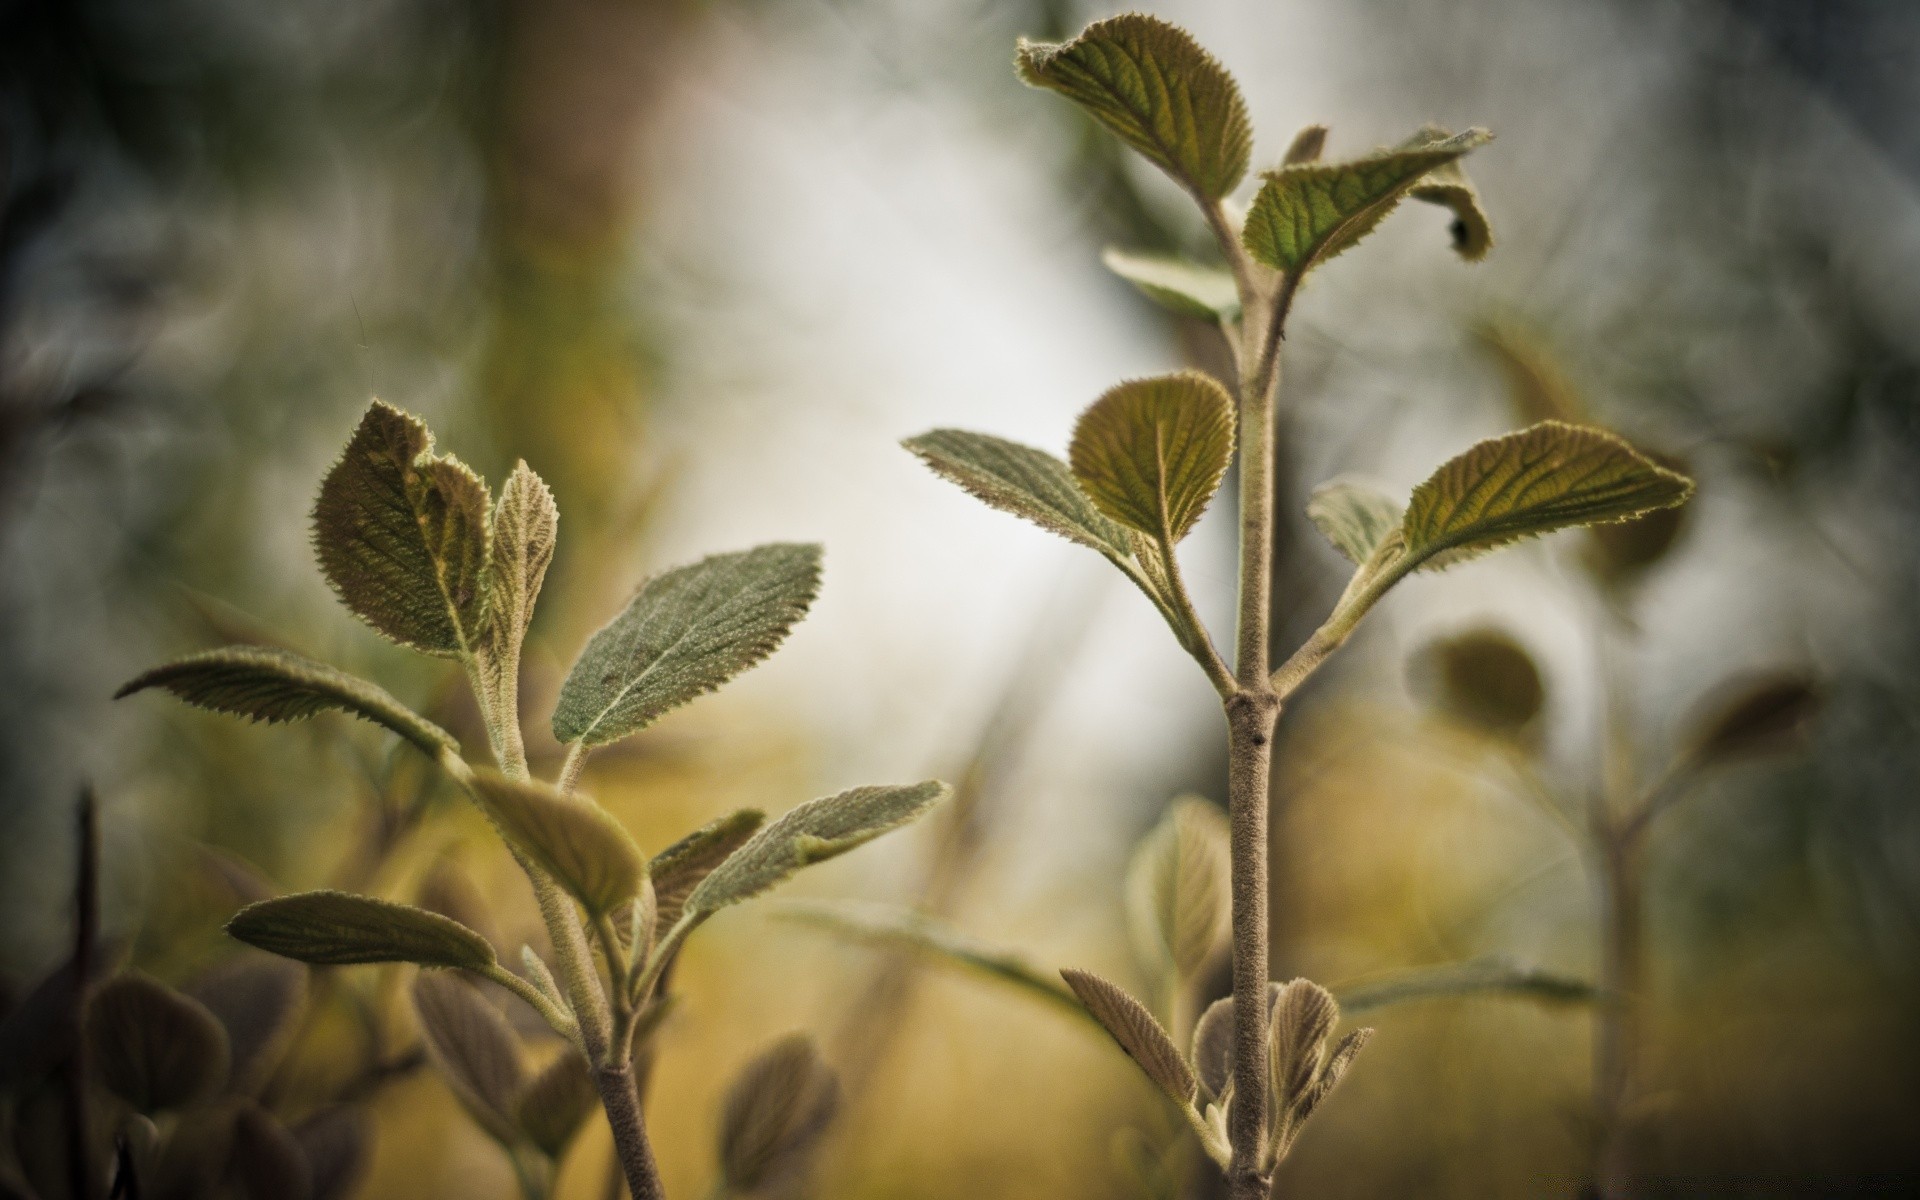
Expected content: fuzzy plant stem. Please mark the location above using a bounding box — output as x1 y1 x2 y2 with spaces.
1591 829 1644 1199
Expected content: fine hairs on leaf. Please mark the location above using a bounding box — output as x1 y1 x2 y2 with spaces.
1016 13 1252 200
1101 248 1242 320
114 645 458 759
1069 371 1236 544
312 400 492 657
552 543 823 747
902 429 1134 560
716 1034 842 1195
1401 125 1495 261
468 771 646 916
1059 968 1195 1105
227 891 498 971
649 809 767 932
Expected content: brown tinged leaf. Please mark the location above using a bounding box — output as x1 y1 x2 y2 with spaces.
717 1034 841 1195
1683 674 1822 767
1411 629 1545 743
227 890 497 971
311 400 492 657
650 809 766 932
412 973 526 1146
1283 124 1329 166
230 1102 313 1200
516 1048 596 1160
1016 13 1252 200
85 973 230 1113
1060 968 1194 1105
468 771 646 916
1068 372 1235 545
293 1108 370 1200
185 955 307 1094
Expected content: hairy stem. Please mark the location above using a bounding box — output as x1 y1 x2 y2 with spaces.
1225 692 1279 1200
597 1064 667 1200
559 740 591 793
1591 831 1642 1199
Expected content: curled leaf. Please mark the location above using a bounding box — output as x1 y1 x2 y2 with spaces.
717 1034 841 1194
1017 13 1252 199
1068 372 1235 544
227 890 497 971
553 544 822 747
85 974 231 1113
469 771 645 916
1060 968 1195 1105
1402 126 1494 261
115 645 458 758
1264 979 1370 1165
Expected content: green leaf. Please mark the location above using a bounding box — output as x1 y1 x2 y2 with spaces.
85 974 231 1113
1282 123 1329 166
516 1049 596 1160
1100 248 1241 320
650 809 767 932
717 1034 841 1195
1059 968 1195 1105
115 645 458 758
1411 629 1545 742
1068 372 1235 544
1016 13 1251 200
903 430 1133 559
1125 797 1230 983
684 781 948 921
312 400 492 657
1243 128 1492 274
1401 421 1695 570
227 890 497 971
412 973 525 1145
482 460 559 675
468 772 645 916
552 543 822 747
1333 957 1597 1014
776 900 1083 1016
1401 125 1494 261
1305 480 1404 566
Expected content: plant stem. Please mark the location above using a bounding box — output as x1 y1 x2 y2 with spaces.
597 1063 667 1200
1591 831 1642 1200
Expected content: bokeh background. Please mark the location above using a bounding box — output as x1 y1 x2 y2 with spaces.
5 0 1919 1196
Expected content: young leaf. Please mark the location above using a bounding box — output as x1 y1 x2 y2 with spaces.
650 809 767 932
468 771 645 916
1101 248 1241 320
1411 629 1545 743
1059 968 1195 1105
293 1108 369 1200
1267 979 1338 1104
1681 674 1822 768
1282 124 1329 166
903 429 1134 561
1402 125 1494 261
552 543 822 747
115 645 458 758
684 782 948 921
85 974 231 1113
1243 128 1492 274
227 890 497 971
1400 422 1694 570
185 956 307 1092
1190 982 1286 1099
717 1034 841 1195
412 973 526 1145
516 1049 596 1160
483 460 559 673
1305 480 1404 565
312 400 492 657
1016 13 1251 200
1126 797 1231 983
1068 372 1235 544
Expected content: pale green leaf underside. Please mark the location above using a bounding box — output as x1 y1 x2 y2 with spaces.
904 429 1132 559
1402 421 1694 570
685 781 948 920
115 644 457 757
312 400 491 657
1125 797 1230 982
484 460 559 669
228 890 497 971
1101 248 1241 319
1060 967 1195 1104
1069 371 1235 543
553 543 822 746
777 900 1083 1016
1305 479 1405 565
1243 128 1492 274
650 809 767 932
469 772 645 915
1017 13 1251 200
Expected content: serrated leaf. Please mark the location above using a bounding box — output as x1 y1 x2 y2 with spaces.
469 772 644 916
312 400 492 657
1401 422 1694 570
552 543 821 746
85 974 231 1113
1402 125 1494 261
1243 128 1492 274
1101 248 1241 320
903 430 1133 560
185 956 307 1092
776 900 1083 1016
1411 629 1544 742
1334 956 1598 1014
1306 480 1404 565
227 890 497 971
115 645 458 758
412 973 525 1145
650 810 766 932
684 782 948 921
717 1034 841 1194
1016 13 1251 200
293 1108 369 1200
516 1048 596 1160
1126 798 1230 983
480 460 559 679
1068 372 1235 544
1060 968 1194 1105
1682 674 1821 767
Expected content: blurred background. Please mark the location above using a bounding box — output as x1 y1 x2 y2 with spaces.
4 0 1919 1196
